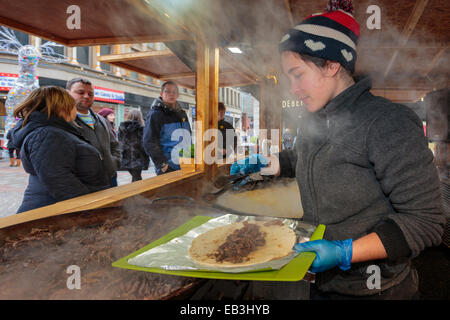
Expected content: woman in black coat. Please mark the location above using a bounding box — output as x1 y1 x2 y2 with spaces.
118 109 149 182
12 86 110 213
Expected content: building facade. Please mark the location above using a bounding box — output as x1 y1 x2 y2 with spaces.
0 29 196 141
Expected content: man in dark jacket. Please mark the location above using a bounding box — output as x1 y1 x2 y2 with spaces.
67 78 120 187
143 81 191 175
218 102 237 159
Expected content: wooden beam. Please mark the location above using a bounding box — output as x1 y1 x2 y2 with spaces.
106 61 162 79
423 47 447 77
160 72 195 80
0 171 202 229
284 0 295 27
384 0 429 77
195 39 221 181
359 42 449 49
195 39 209 174
0 16 68 45
219 80 259 88
370 89 429 103
66 33 191 47
255 41 449 50
209 47 220 181
97 50 174 63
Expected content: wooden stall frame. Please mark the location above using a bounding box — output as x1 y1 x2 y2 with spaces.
0 35 224 230
0 171 203 230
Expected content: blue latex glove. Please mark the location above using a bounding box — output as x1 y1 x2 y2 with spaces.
294 239 353 273
230 154 269 175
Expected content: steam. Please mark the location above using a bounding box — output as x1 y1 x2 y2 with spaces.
0 195 227 299
214 178 303 219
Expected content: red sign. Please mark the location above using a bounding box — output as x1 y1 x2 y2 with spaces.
0 73 39 91
94 86 125 104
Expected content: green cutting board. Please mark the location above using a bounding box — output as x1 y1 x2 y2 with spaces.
112 216 326 281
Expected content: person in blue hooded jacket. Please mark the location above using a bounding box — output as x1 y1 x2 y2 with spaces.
11 86 110 213
143 81 191 175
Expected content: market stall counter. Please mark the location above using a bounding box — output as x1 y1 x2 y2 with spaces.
0 197 224 299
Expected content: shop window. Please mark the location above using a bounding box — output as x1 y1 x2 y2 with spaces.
76 46 90 66
0 99 5 116
0 28 28 51
100 46 112 71
41 39 64 57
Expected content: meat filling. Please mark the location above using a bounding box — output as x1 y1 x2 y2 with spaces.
209 221 266 263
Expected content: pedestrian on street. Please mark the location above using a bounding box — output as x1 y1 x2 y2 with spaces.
11 86 110 213
67 78 121 187
218 102 237 159
6 122 21 167
118 109 149 182
98 107 119 185
143 81 191 175
98 107 117 138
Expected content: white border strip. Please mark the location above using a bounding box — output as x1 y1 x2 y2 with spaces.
293 24 356 50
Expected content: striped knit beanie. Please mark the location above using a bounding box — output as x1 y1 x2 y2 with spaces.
279 0 360 73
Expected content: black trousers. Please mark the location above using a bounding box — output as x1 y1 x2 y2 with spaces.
128 169 142 182
8 148 20 159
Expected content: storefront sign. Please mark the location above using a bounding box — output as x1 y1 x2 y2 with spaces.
94 86 124 104
0 73 38 91
282 100 304 108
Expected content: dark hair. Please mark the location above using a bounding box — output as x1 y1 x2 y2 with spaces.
218 102 226 111
66 77 92 91
298 53 353 78
161 80 178 93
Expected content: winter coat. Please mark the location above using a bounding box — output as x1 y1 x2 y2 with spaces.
142 98 191 174
12 111 110 213
218 119 237 156
6 128 15 149
73 109 120 185
118 120 149 170
278 76 445 296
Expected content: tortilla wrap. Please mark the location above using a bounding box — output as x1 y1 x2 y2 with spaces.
189 221 296 268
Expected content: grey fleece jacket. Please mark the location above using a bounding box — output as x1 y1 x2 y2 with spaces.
279 77 444 296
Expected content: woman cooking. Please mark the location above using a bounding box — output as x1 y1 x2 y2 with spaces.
233 0 444 299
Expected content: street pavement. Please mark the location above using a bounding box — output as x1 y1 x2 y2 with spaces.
0 153 156 218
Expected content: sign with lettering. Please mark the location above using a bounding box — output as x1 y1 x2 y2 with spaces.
94 86 124 104
0 73 38 91
282 100 304 108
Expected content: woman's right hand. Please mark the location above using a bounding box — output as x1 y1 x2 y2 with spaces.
161 164 169 172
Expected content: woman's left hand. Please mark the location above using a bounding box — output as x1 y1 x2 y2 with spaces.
294 239 353 273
